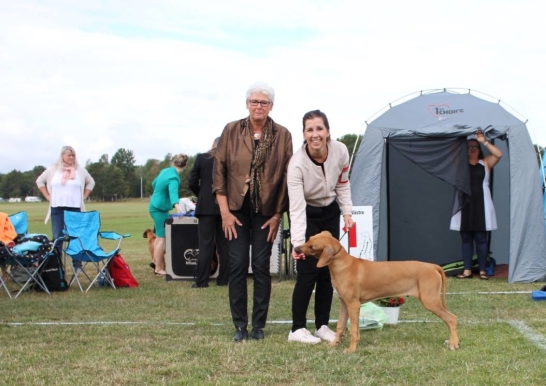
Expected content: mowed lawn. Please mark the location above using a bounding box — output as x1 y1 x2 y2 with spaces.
1 201 545 385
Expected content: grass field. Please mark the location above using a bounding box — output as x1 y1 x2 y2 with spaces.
1 201 545 385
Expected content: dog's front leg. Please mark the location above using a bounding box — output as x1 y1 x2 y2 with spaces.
345 301 361 354
332 298 349 347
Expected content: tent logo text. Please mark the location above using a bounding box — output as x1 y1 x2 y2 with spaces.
427 103 464 120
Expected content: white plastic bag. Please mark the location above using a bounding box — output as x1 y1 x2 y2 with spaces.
347 302 388 330
178 197 196 216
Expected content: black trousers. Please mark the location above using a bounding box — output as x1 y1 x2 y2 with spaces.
194 215 229 286
215 228 230 286
228 197 273 330
291 201 341 332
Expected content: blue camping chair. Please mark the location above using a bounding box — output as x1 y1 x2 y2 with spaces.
63 211 131 292
0 212 64 298
8 211 29 238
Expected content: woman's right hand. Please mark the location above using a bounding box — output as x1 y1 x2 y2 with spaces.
292 248 306 260
39 187 50 201
222 212 242 240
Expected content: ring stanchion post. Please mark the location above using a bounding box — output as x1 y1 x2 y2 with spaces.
276 220 283 281
277 217 294 282
284 224 295 281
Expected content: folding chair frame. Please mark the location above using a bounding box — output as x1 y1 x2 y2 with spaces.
0 264 11 298
1 237 64 298
9 255 51 297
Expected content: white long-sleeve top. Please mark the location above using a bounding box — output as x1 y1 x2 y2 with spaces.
36 165 95 224
287 139 352 247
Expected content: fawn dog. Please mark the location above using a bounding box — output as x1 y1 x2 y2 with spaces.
294 231 459 354
142 229 156 267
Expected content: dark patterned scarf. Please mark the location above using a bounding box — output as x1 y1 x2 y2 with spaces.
247 117 274 213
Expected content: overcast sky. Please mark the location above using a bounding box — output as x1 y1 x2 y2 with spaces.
1 0 545 173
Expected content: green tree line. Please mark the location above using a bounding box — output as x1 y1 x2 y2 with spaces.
0 134 411 200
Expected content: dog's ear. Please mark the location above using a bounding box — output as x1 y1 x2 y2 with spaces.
143 230 148 238
316 246 335 268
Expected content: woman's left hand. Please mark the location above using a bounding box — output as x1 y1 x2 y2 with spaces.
262 215 281 243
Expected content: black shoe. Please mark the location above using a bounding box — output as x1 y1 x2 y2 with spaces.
149 262 156 270
250 327 264 340
191 283 209 288
234 328 248 342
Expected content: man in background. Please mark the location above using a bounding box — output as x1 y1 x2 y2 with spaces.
189 138 229 288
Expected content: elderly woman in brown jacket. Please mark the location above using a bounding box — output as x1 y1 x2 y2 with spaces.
213 81 293 342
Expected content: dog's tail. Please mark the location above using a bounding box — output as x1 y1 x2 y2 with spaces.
439 266 448 308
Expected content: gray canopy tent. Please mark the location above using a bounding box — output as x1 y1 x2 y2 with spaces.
350 89 546 283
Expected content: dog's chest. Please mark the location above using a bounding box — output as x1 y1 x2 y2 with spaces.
331 279 342 298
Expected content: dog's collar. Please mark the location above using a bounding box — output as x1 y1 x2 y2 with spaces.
333 247 343 256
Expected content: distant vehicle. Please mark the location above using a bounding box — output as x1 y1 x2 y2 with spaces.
0 197 5 202
8 198 22 203
25 196 42 202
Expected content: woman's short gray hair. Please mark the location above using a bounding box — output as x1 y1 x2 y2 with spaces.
173 154 189 168
246 81 275 104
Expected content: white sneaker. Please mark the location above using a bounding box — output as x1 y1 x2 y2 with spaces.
314 325 336 342
288 328 321 344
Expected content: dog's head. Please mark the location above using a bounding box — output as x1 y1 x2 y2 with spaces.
143 229 155 239
294 231 343 268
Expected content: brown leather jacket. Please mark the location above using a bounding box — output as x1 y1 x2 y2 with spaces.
213 117 293 216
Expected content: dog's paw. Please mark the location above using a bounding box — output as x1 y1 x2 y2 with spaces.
444 339 460 350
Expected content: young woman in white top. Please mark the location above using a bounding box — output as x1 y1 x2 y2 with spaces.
287 110 354 344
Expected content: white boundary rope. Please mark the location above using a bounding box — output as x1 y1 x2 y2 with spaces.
4 291 544 350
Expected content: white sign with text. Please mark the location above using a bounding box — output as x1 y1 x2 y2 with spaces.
339 205 374 261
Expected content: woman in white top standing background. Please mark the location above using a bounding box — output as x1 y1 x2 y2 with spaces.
450 131 502 280
36 146 95 263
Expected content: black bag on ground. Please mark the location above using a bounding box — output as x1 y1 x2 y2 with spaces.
37 249 68 292
441 254 495 277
